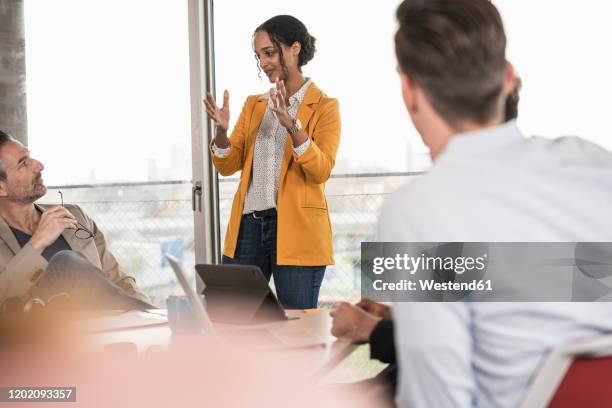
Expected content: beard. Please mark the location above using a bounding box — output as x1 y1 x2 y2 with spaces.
25 183 47 203
6 180 47 204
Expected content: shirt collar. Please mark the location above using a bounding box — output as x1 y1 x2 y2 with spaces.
288 77 312 106
439 120 525 159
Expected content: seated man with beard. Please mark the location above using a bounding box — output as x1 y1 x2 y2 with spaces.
0 130 150 312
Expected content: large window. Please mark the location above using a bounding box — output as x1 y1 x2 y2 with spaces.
213 0 612 303
213 0 612 169
213 1 427 303
496 0 612 149
25 0 195 305
213 0 429 175
22 0 612 305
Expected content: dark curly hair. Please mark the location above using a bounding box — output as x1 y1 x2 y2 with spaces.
254 15 316 76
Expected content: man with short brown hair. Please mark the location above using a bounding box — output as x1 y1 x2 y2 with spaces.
382 0 612 406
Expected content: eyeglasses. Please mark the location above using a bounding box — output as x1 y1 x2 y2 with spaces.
58 190 94 240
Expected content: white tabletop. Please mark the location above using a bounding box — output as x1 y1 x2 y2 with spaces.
80 309 357 374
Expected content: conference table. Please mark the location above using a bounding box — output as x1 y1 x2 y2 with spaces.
1 309 387 406
78 308 362 377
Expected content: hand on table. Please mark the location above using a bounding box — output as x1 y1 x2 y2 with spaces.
356 299 392 320
330 301 382 343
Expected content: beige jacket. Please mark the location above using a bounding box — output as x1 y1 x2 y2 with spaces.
0 203 149 304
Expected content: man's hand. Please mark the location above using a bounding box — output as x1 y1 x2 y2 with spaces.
330 301 382 342
30 206 78 252
356 299 392 320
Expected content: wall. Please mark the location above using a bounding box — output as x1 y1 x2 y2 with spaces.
0 0 27 144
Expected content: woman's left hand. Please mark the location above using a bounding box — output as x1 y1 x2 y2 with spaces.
269 79 294 128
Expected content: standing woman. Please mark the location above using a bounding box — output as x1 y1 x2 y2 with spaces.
203 15 340 309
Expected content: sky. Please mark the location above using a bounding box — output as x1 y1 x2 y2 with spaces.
24 0 612 185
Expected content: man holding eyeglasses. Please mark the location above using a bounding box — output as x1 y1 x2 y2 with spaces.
0 130 150 311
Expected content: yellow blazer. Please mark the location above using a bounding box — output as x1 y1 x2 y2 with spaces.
211 82 340 266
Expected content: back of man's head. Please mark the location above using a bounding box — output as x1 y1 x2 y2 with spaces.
0 130 15 182
395 0 507 127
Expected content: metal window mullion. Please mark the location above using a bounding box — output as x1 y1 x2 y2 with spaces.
187 0 221 277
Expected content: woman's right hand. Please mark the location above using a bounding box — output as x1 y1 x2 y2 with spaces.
204 90 230 132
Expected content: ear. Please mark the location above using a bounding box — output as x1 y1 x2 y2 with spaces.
0 180 8 199
502 61 517 95
290 41 301 57
400 71 419 114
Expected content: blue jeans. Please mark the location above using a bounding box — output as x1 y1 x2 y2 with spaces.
222 214 325 309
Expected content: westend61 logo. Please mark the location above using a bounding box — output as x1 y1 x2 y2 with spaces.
362 242 493 302
362 242 612 302
372 253 488 275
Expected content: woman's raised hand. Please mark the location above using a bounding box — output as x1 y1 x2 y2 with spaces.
204 90 230 132
269 79 293 128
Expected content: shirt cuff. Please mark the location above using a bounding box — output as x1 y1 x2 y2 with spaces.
292 138 311 156
369 319 396 364
212 143 231 158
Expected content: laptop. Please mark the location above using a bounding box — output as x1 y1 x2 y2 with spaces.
166 255 325 349
195 263 287 325
165 254 218 339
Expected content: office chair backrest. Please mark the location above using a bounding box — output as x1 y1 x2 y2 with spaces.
548 355 612 407
520 334 612 408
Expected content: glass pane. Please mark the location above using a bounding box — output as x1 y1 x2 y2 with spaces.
495 0 612 150
213 1 612 303
212 1 423 304
213 0 429 175
24 0 195 305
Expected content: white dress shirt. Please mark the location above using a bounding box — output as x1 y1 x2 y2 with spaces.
377 121 612 407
